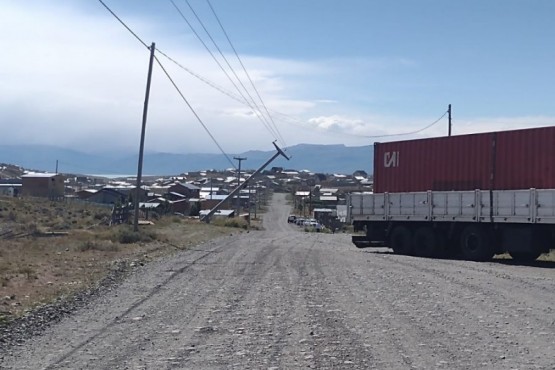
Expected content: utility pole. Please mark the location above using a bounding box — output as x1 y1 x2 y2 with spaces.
248 181 252 226
448 104 452 137
133 42 156 232
309 190 312 218
202 142 289 223
254 184 258 219
234 156 246 216
55 160 58 174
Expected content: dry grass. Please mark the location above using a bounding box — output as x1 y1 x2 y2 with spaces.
0 197 238 321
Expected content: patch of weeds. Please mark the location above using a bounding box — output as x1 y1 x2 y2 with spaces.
115 228 158 244
94 211 110 220
79 240 119 252
212 217 249 230
1 276 10 287
25 222 38 234
0 312 12 324
18 266 37 280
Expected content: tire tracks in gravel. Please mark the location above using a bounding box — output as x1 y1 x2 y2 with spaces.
103 232 295 370
307 240 462 369
374 254 555 327
165 235 293 369
290 233 381 369
351 250 555 369
42 240 230 370
4 192 554 370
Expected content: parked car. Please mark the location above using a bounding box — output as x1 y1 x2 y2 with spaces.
303 218 317 226
295 218 305 226
287 215 297 223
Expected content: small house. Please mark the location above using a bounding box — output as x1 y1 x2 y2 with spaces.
21 173 65 199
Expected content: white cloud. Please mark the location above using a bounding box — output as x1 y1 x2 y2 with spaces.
296 114 555 146
2 2 554 156
0 1 328 154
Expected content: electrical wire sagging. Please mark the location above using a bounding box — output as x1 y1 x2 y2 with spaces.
170 0 286 147
97 0 236 169
205 0 287 147
98 0 449 150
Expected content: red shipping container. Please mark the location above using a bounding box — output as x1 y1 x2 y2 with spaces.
373 126 555 193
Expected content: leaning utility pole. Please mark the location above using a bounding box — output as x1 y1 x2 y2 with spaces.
202 142 289 223
233 156 246 216
133 42 156 232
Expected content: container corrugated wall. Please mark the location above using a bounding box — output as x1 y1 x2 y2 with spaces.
495 127 555 190
374 126 555 193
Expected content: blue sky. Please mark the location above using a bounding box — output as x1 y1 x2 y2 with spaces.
1 0 554 155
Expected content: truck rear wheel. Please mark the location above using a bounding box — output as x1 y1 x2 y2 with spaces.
390 226 413 255
460 225 494 261
413 227 443 258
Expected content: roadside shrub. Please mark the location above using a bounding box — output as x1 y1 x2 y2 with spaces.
212 217 249 230
116 228 158 244
18 266 37 280
94 211 110 220
79 240 119 252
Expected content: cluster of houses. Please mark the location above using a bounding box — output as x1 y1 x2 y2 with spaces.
0 166 373 223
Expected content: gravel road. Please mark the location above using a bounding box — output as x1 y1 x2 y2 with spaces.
1 193 554 369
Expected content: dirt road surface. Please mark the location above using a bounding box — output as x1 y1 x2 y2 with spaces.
2 193 554 369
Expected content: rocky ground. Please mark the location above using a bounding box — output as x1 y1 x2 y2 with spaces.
1 193 554 369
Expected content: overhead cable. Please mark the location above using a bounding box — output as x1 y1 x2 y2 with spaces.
363 110 449 139
97 0 149 49
168 0 249 107
268 109 449 140
206 0 287 147
177 0 282 143
97 0 236 169
169 0 280 144
153 55 237 169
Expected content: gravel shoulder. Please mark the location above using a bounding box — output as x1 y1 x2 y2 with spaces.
1 193 554 369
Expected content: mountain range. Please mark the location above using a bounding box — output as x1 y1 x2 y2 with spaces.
0 144 374 176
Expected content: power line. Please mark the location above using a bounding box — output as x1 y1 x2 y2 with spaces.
155 39 446 143
155 48 247 103
97 0 149 49
269 108 449 140
176 0 283 143
98 0 236 169
168 1 250 107
169 1 280 144
98 0 445 147
206 0 287 147
366 110 449 139
153 54 237 169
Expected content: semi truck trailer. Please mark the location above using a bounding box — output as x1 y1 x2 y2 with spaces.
347 126 555 261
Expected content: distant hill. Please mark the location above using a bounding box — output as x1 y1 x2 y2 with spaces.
0 144 374 176
0 163 25 179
